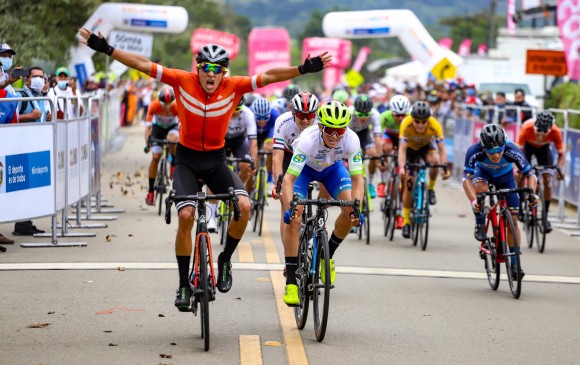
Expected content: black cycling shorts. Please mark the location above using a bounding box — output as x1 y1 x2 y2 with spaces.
524 142 553 167
172 143 247 212
355 128 375 150
225 135 250 159
406 143 437 164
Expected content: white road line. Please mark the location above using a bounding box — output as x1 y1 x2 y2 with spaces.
1 262 579 285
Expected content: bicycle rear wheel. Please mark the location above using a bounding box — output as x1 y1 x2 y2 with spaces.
523 202 535 249
313 230 330 342
198 235 210 351
419 187 430 251
364 202 371 245
388 176 400 242
502 211 522 299
411 183 423 247
294 228 311 329
537 184 548 253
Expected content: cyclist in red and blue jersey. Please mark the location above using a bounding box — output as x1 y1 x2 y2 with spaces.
463 124 537 279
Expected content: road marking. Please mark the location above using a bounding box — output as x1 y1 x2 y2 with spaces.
261 219 281 264
239 335 263 365
270 270 309 365
238 241 254 263
2 262 580 285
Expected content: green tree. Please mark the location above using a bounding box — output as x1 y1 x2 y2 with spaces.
439 10 503 50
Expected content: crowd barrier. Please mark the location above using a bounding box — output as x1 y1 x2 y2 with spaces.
450 104 580 232
0 89 125 247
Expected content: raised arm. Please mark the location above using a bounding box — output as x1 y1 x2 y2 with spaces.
78 28 153 76
260 52 332 86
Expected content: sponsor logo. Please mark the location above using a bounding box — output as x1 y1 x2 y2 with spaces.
292 154 306 163
353 151 362 162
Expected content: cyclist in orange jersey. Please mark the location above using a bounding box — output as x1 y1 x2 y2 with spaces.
79 28 331 311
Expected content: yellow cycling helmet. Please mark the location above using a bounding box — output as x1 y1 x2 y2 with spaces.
317 100 351 128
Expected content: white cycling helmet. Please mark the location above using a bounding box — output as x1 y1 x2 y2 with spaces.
389 95 411 114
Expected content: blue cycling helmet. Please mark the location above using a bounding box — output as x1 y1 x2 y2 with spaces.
251 97 272 118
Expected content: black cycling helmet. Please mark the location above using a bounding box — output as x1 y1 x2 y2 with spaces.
196 44 230 67
534 110 555 132
283 84 300 100
354 94 373 113
411 101 431 120
479 124 507 149
237 95 245 107
158 87 175 105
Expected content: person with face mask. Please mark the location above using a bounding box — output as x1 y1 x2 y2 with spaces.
47 66 80 119
16 66 52 123
0 43 22 94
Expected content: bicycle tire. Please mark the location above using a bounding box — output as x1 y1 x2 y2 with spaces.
313 230 330 342
419 184 429 251
198 235 210 351
537 184 547 253
358 179 367 241
411 182 421 246
483 218 500 290
364 202 371 245
388 176 399 242
258 169 266 236
502 210 522 299
155 158 167 216
294 227 311 329
382 198 390 237
523 201 535 249
219 204 229 246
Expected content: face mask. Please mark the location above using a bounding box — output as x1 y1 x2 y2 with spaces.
57 80 68 89
0 57 13 71
30 77 45 93
497 103 505 108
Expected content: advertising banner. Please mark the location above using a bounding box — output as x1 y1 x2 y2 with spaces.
248 28 291 96
0 124 55 222
458 39 472 57
67 121 80 204
438 38 453 50
557 0 580 81
56 122 66 211
91 116 101 193
108 31 153 58
302 37 352 69
80 118 90 197
191 28 240 64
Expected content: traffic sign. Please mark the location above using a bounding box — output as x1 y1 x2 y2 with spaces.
344 69 364 88
431 57 456 80
526 49 568 76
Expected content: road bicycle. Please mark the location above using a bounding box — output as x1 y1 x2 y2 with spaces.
164 186 241 351
358 155 384 245
215 156 254 246
406 161 448 250
251 150 271 236
289 182 360 342
477 185 533 299
522 164 561 253
145 137 177 216
381 152 400 242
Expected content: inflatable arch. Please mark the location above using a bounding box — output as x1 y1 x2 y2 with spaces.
322 10 463 79
69 3 188 86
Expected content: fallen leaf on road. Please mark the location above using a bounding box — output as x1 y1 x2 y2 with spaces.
235 297 244 301
105 235 117 242
109 182 114 189
158 314 165 317
95 307 144 315
128 234 134 237
457 213 466 218
159 353 172 359
26 323 50 328
170 343 177 346
109 343 118 347
104 330 113 333
47 311 55 315
118 267 125 271
264 341 282 347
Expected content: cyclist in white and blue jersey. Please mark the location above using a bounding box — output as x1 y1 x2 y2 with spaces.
463 124 537 279
250 97 280 187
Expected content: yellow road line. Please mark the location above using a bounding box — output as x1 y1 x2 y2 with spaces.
270 270 309 365
240 335 263 365
238 241 255 263
261 219 281 264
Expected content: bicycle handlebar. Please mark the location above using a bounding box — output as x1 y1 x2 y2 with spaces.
405 162 448 173
476 187 534 207
165 187 241 224
288 195 360 222
144 137 178 153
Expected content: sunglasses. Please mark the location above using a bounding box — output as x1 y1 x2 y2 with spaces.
413 119 428 124
256 114 270 121
485 145 505 154
322 125 347 137
394 113 407 118
355 111 371 118
197 62 227 74
534 127 549 134
294 111 316 120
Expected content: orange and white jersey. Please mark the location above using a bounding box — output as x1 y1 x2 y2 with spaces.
151 63 263 151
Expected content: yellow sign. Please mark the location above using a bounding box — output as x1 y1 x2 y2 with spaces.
345 69 364 88
431 57 456 80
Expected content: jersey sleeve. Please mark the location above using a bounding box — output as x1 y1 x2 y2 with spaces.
346 132 364 175
504 143 533 175
287 146 309 177
151 63 189 87
273 115 286 150
145 102 157 125
516 121 532 147
430 117 445 143
229 75 264 94
399 117 413 141
463 144 483 179
552 127 564 151
244 108 257 139
371 110 382 135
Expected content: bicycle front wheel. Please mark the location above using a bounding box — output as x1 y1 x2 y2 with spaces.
537 184 548 253
388 176 400 242
502 211 522 299
198 235 210 351
313 230 330 342
482 219 500 290
156 158 167 216
219 204 229 246
294 228 311 329
523 202 535 249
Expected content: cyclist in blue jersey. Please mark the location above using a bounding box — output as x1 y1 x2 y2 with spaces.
463 124 537 278
250 97 280 188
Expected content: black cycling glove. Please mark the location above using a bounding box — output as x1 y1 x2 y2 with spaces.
87 33 115 56
298 55 324 74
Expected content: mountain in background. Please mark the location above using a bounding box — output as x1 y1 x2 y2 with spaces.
223 0 494 38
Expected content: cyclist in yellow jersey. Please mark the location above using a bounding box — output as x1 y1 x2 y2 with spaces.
398 101 450 238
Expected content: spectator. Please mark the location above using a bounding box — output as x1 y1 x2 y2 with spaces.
0 86 18 248
487 91 513 126
47 66 81 119
513 88 533 122
16 66 52 123
0 43 20 94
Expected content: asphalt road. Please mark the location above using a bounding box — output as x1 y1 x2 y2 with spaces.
1 126 580 365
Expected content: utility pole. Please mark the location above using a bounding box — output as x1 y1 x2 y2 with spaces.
488 0 497 49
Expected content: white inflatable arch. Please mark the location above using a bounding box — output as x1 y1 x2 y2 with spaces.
322 10 462 76
69 3 188 85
